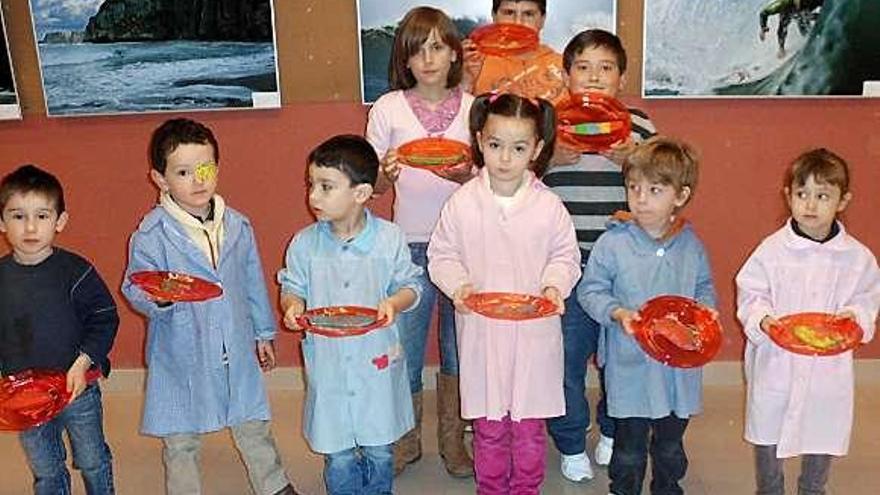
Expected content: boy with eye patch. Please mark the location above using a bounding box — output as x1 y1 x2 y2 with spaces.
121 118 300 495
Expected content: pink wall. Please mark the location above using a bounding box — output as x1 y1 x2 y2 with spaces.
1 97 879 367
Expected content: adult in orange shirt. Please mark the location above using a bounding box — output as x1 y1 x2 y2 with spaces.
463 0 567 104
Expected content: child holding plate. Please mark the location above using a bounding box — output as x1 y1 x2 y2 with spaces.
736 148 880 495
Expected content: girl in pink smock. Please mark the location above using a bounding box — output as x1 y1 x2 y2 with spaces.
365 6 475 477
427 93 581 494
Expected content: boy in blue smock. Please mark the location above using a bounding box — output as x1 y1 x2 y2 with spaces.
579 137 716 495
1 165 118 494
121 119 298 495
278 135 421 495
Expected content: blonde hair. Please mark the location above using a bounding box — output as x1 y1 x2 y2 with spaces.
622 136 699 206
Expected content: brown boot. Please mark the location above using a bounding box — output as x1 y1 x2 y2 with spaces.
437 373 474 478
393 392 423 476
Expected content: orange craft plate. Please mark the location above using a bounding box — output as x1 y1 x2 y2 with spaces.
631 295 722 368
129 271 223 302
469 23 539 57
296 306 387 338
768 312 862 356
0 368 102 432
397 137 470 172
555 92 632 153
464 292 557 321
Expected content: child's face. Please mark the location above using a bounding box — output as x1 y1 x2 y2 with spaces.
493 1 545 33
0 191 68 265
565 45 625 97
477 114 544 196
408 29 456 90
307 164 371 225
150 143 218 217
786 174 851 240
625 172 690 239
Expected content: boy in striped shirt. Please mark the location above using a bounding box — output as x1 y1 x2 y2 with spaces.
542 29 656 483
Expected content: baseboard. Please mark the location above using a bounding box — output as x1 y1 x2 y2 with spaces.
103 359 880 393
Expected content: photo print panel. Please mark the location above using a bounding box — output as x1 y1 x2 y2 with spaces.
643 0 880 98
358 0 617 103
0 6 22 120
29 0 282 117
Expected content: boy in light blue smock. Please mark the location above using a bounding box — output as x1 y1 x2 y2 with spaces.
122 119 298 495
278 135 421 495
578 136 716 495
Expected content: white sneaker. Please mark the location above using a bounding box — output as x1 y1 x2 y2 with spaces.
560 451 594 482
594 434 614 466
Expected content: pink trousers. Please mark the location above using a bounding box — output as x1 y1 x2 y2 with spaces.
473 415 546 495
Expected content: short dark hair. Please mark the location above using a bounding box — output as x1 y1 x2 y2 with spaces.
786 148 849 194
0 164 66 216
388 6 463 91
308 135 379 187
623 136 699 207
492 0 546 15
469 92 556 177
149 118 219 174
563 29 627 74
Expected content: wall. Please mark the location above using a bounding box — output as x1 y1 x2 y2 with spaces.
1 1 879 367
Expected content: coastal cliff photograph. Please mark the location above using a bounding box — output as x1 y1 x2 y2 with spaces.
29 0 280 116
1 6 22 120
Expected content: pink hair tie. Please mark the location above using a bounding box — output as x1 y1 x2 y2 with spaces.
488 90 501 103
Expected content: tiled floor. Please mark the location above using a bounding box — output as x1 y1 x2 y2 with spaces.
2 384 879 494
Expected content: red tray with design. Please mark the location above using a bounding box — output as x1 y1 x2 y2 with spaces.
469 23 539 57
464 292 557 321
129 271 222 302
397 137 471 173
0 368 103 432
296 306 388 338
631 295 722 368
768 312 862 356
555 92 631 153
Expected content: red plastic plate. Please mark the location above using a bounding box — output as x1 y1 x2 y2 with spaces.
631 295 722 368
129 271 223 302
469 23 539 57
296 306 388 338
397 137 471 173
0 368 102 432
768 312 862 356
555 92 632 153
464 292 557 321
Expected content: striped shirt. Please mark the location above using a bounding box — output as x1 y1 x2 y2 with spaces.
543 108 656 258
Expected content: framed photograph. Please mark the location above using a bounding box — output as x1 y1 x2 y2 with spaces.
28 0 282 117
0 6 22 120
358 0 617 104
643 0 880 98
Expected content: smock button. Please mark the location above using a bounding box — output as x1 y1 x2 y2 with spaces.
656 248 666 257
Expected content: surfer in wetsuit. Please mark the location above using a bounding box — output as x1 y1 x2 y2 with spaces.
759 0 823 58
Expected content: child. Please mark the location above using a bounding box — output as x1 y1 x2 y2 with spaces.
735 148 880 495
462 0 567 103
365 5 475 477
121 119 298 495
542 29 658 482
428 93 581 494
0 164 118 494
578 137 714 495
278 134 422 495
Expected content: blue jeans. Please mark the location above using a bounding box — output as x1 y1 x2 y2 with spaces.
324 444 393 495
398 242 459 392
546 292 614 455
19 384 114 495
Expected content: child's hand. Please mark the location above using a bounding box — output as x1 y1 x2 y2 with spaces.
549 142 581 169
542 286 565 315
376 298 398 327
759 314 780 334
381 150 403 183
66 353 91 403
611 307 640 335
453 283 476 314
256 340 276 372
460 39 484 92
282 298 306 331
601 138 636 166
